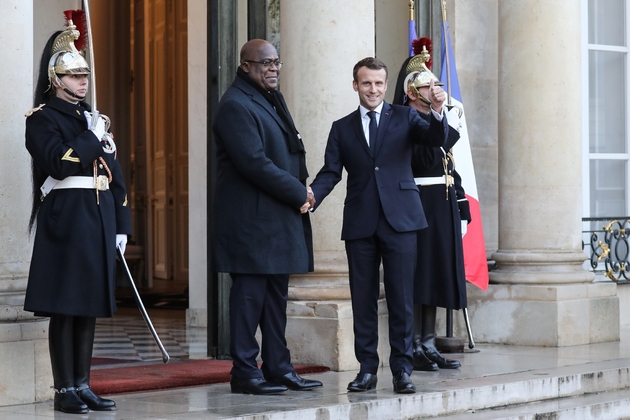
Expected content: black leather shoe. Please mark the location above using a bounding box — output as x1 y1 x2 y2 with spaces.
424 347 461 369
54 387 88 414
347 372 377 392
77 385 116 411
230 377 288 395
413 349 439 371
267 371 323 391
392 370 416 394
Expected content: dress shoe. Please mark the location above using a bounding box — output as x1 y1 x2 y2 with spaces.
413 349 439 371
424 347 461 369
267 371 323 391
347 372 378 392
230 377 288 395
392 370 416 394
54 387 88 414
77 385 117 411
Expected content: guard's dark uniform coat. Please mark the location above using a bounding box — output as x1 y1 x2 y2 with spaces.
24 96 132 317
412 111 471 310
211 76 312 275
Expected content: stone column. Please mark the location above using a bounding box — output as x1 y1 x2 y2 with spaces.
467 0 619 346
0 1 53 406
187 0 207 329
279 0 392 371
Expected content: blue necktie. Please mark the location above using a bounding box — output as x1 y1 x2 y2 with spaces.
368 111 377 156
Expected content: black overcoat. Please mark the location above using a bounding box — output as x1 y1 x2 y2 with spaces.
211 77 312 274
412 112 471 310
24 96 132 317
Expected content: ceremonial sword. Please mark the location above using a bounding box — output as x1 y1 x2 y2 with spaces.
117 246 170 363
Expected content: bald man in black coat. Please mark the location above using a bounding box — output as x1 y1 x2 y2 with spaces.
212 39 321 395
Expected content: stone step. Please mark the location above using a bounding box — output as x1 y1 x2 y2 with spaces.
220 359 630 419
439 389 630 419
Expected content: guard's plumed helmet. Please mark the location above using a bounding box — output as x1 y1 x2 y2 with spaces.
403 37 442 104
47 10 90 92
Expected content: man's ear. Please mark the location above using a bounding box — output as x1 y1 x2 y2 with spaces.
406 89 417 101
352 80 358 92
240 63 249 74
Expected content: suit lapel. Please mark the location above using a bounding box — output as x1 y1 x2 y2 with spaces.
374 102 392 157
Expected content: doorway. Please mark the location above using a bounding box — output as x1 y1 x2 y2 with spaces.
92 0 189 298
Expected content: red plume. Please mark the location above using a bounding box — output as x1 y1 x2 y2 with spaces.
412 37 433 69
63 9 88 51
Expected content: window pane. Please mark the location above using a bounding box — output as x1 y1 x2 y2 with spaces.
589 160 627 217
589 0 626 45
589 50 626 153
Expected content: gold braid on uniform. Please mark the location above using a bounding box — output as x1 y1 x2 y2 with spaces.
92 158 113 204
442 149 455 200
99 157 113 183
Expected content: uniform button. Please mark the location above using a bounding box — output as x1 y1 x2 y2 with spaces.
375 167 379 171
99 164 104 169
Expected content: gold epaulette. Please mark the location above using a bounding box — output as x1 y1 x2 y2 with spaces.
25 104 45 117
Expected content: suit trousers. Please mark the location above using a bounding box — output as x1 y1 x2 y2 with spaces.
345 209 416 375
228 273 294 379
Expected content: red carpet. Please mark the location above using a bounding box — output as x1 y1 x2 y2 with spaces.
91 360 330 395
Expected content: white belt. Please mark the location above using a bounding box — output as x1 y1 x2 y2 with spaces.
414 176 447 186
40 175 109 199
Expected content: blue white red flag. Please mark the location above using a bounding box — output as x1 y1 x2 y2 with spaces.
440 21 489 291
408 19 417 57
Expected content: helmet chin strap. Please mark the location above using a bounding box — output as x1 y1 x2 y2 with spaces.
55 76 86 101
410 87 431 106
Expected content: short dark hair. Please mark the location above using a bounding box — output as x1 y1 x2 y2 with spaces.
353 57 388 82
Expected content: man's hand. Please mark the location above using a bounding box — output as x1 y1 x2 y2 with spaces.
300 187 316 213
429 79 445 115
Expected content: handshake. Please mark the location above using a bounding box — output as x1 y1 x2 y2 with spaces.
300 187 316 214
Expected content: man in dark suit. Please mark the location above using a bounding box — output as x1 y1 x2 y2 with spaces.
212 39 322 395
309 57 448 394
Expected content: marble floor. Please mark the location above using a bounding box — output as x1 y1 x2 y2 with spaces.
92 312 207 364
3 312 630 419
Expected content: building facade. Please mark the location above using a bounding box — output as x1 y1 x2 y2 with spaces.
0 0 624 405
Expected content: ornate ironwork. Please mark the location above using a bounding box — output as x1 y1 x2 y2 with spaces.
583 217 630 282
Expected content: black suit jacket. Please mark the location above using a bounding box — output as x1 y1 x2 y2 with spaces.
310 102 448 240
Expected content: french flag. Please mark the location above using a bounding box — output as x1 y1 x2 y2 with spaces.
440 21 489 291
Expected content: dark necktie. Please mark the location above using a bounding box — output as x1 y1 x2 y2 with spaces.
368 111 377 156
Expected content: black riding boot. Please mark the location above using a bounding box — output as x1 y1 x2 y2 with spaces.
49 314 88 414
421 305 461 369
412 305 438 371
74 316 116 411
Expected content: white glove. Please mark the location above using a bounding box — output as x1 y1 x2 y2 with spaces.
461 220 468 237
84 110 92 128
101 132 117 154
90 114 106 141
446 106 462 132
116 234 128 254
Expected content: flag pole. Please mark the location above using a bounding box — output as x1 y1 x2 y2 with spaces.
440 0 452 108
440 0 476 350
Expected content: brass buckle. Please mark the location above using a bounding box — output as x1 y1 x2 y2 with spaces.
96 175 109 191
